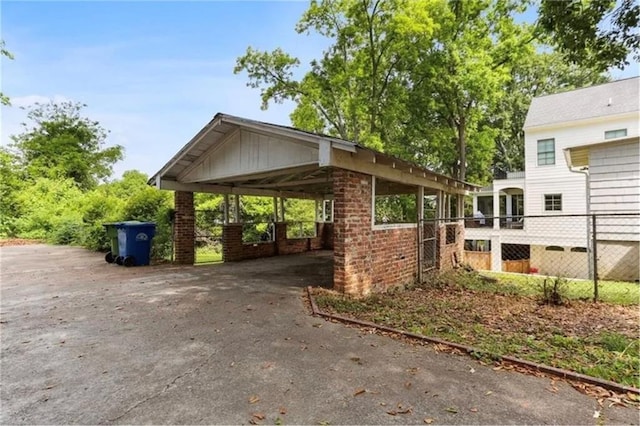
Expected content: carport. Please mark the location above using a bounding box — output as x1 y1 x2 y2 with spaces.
149 113 476 295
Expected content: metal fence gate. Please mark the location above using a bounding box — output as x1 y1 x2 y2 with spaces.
419 218 438 280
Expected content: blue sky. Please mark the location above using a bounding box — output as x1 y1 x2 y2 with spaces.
1 1 638 179
1 1 327 177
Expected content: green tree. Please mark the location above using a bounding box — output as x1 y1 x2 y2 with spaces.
1 40 13 106
236 0 533 184
10 101 124 190
0 147 25 236
537 0 640 72
404 0 531 183
235 0 443 154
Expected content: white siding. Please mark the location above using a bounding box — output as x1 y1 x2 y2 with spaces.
589 140 640 213
524 115 640 218
181 130 319 183
588 140 640 242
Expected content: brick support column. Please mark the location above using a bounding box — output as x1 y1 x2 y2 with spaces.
333 168 373 296
222 224 243 262
274 222 287 254
174 191 195 264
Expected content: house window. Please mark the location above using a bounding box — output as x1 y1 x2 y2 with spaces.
537 138 555 165
544 194 562 211
604 129 627 139
571 247 588 253
545 246 564 251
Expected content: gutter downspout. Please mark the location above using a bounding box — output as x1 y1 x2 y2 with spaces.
569 166 592 279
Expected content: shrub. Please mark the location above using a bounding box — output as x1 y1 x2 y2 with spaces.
49 219 84 245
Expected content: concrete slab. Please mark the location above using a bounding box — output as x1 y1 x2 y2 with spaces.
0 245 636 424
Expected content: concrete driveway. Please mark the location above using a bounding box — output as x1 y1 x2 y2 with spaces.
0 245 635 425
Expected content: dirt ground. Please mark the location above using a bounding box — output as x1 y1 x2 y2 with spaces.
1 244 638 425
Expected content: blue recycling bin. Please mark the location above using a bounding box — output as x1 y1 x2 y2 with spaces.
115 221 156 267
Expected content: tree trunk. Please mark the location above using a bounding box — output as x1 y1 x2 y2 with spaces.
457 118 466 181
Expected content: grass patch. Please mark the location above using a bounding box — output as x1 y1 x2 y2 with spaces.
315 270 640 388
479 271 639 305
195 246 222 264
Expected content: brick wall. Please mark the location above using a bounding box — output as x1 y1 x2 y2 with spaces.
371 228 417 292
333 168 418 296
222 222 329 262
174 191 195 264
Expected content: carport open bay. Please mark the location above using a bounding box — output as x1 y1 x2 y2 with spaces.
1 245 636 424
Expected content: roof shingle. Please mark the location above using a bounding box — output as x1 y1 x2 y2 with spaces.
524 77 639 129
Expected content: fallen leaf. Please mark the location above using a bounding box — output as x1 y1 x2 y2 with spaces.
249 419 258 425
248 395 260 404
251 413 265 420
469 407 478 413
469 368 475 374
593 410 600 419
279 406 287 415
485 391 493 396
424 418 434 424
445 407 457 413
404 381 412 389
354 388 366 396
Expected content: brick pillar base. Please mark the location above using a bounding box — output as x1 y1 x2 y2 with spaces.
174 191 195 264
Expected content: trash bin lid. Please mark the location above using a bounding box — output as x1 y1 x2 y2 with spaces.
116 221 156 228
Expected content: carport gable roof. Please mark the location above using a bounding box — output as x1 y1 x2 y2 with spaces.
149 113 478 199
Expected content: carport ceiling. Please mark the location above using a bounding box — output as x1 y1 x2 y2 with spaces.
149 113 478 199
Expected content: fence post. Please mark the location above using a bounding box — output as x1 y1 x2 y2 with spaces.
591 214 598 302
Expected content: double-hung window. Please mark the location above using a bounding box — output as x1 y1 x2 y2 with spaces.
537 138 555 166
544 194 562 211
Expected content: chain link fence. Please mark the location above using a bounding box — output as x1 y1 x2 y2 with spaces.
463 213 640 299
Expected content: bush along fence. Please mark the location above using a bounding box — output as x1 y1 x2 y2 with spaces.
462 212 640 301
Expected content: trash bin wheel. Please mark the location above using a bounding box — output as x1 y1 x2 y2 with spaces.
115 256 124 265
105 252 115 263
123 256 136 267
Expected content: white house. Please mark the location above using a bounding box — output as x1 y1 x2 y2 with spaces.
564 137 640 281
466 77 640 281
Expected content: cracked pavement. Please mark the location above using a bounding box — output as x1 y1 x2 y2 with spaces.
1 244 637 424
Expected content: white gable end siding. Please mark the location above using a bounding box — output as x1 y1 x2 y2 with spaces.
181 129 319 183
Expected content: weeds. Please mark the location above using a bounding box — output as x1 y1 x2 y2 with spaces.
539 276 567 305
